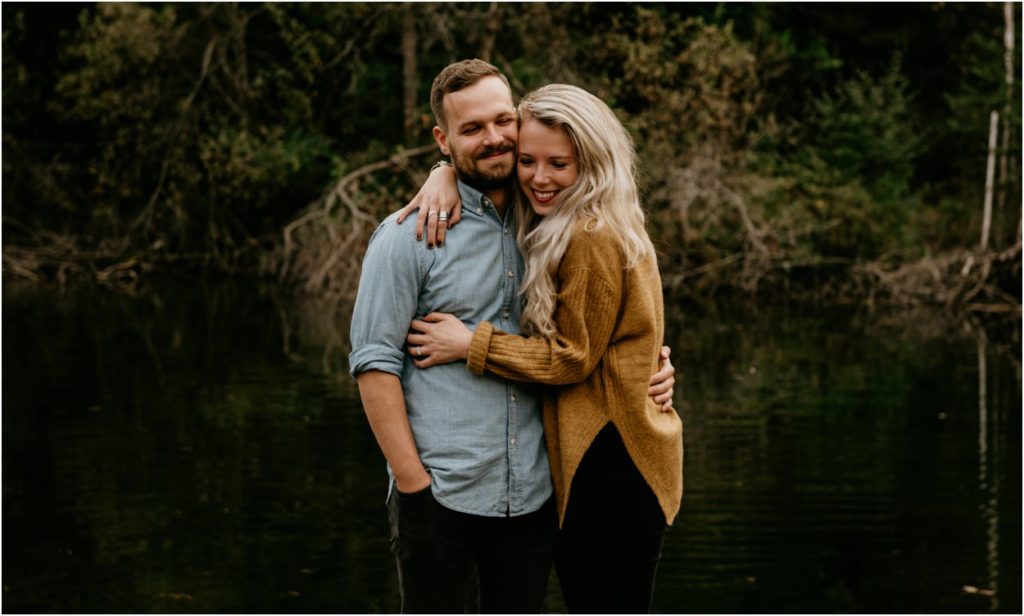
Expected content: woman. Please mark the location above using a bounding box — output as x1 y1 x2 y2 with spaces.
402 84 683 613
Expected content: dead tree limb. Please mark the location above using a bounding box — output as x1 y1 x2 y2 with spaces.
276 144 436 293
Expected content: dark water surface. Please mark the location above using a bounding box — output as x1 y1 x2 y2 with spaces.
3 279 1020 613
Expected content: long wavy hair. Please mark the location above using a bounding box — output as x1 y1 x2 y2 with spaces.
514 84 654 337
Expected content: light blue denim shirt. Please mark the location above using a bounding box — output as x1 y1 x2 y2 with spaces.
349 180 551 517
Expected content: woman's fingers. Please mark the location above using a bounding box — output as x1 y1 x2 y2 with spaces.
450 201 462 227
425 205 440 248
408 319 431 334
427 200 462 247
414 203 430 241
649 372 674 394
396 198 419 224
435 215 448 246
408 314 452 337
406 331 430 346
434 200 461 245
430 197 449 247
412 348 439 368
649 360 675 386
423 312 453 323
408 340 432 360
653 382 674 404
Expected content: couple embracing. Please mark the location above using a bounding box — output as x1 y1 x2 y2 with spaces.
350 59 683 614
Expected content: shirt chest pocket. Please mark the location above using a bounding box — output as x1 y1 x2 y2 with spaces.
417 258 505 322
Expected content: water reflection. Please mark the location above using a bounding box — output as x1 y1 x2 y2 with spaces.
2 280 1020 613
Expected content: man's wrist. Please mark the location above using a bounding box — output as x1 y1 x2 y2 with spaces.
394 467 432 493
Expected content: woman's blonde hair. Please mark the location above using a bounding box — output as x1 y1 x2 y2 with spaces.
515 84 654 336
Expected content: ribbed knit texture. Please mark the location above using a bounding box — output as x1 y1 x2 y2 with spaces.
467 221 683 525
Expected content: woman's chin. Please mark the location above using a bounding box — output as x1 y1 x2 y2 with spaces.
529 200 557 217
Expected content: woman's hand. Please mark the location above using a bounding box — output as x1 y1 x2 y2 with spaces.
649 346 677 413
406 312 473 368
395 164 462 248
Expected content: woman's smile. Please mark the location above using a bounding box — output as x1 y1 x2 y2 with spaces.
530 189 559 203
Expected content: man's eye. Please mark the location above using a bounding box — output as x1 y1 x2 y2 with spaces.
498 118 514 126
463 127 480 135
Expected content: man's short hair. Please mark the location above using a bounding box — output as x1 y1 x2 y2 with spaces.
430 59 512 132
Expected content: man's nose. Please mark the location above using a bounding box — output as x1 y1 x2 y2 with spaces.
481 124 502 145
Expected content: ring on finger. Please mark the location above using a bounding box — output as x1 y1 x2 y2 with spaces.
412 347 420 357
427 210 438 218
438 211 449 223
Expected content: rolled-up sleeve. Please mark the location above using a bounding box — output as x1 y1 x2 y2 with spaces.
348 218 424 378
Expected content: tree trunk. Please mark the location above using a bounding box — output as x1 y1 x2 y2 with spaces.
478 3 501 62
402 5 418 145
981 110 998 251
996 2 1015 236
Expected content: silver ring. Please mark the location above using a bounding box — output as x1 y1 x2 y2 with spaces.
438 211 449 223
412 347 420 357
427 210 438 218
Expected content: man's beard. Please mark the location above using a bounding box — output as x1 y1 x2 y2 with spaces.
451 143 515 191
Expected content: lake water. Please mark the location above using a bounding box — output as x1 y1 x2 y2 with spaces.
3 278 1020 613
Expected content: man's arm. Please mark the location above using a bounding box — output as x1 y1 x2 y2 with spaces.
356 371 431 493
349 217 431 493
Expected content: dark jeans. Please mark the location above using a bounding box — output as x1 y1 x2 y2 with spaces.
387 487 555 614
555 424 668 614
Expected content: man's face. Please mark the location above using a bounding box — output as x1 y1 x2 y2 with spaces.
433 76 518 190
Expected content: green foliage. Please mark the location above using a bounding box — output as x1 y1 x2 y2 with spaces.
2 2 1020 295
52 4 183 227
582 8 761 159
804 60 921 207
786 59 923 257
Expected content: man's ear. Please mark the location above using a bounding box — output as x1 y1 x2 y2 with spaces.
432 126 451 157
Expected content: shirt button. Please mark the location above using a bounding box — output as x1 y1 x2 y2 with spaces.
511 393 517 402
503 228 509 234
510 438 517 446
507 270 515 277
502 311 510 320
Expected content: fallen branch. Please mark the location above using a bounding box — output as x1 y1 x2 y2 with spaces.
275 144 436 297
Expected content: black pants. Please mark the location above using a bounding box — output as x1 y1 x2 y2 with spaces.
387 487 555 614
555 424 667 614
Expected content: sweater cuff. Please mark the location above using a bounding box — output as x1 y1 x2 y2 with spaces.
466 321 495 375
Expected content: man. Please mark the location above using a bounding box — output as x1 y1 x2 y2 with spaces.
349 59 674 613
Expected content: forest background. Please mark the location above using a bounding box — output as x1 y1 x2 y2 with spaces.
2 2 1021 315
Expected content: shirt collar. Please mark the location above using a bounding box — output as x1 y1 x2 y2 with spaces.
457 179 509 218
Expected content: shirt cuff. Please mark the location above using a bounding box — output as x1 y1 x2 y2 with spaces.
466 321 495 375
349 344 404 378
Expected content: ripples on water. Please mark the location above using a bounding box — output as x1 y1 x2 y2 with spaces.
3 280 1020 613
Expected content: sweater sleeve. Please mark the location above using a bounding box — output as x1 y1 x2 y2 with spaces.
466 259 621 386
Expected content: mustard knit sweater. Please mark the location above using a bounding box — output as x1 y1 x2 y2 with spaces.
467 221 684 525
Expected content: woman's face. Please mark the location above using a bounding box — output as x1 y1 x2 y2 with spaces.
516 117 579 217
